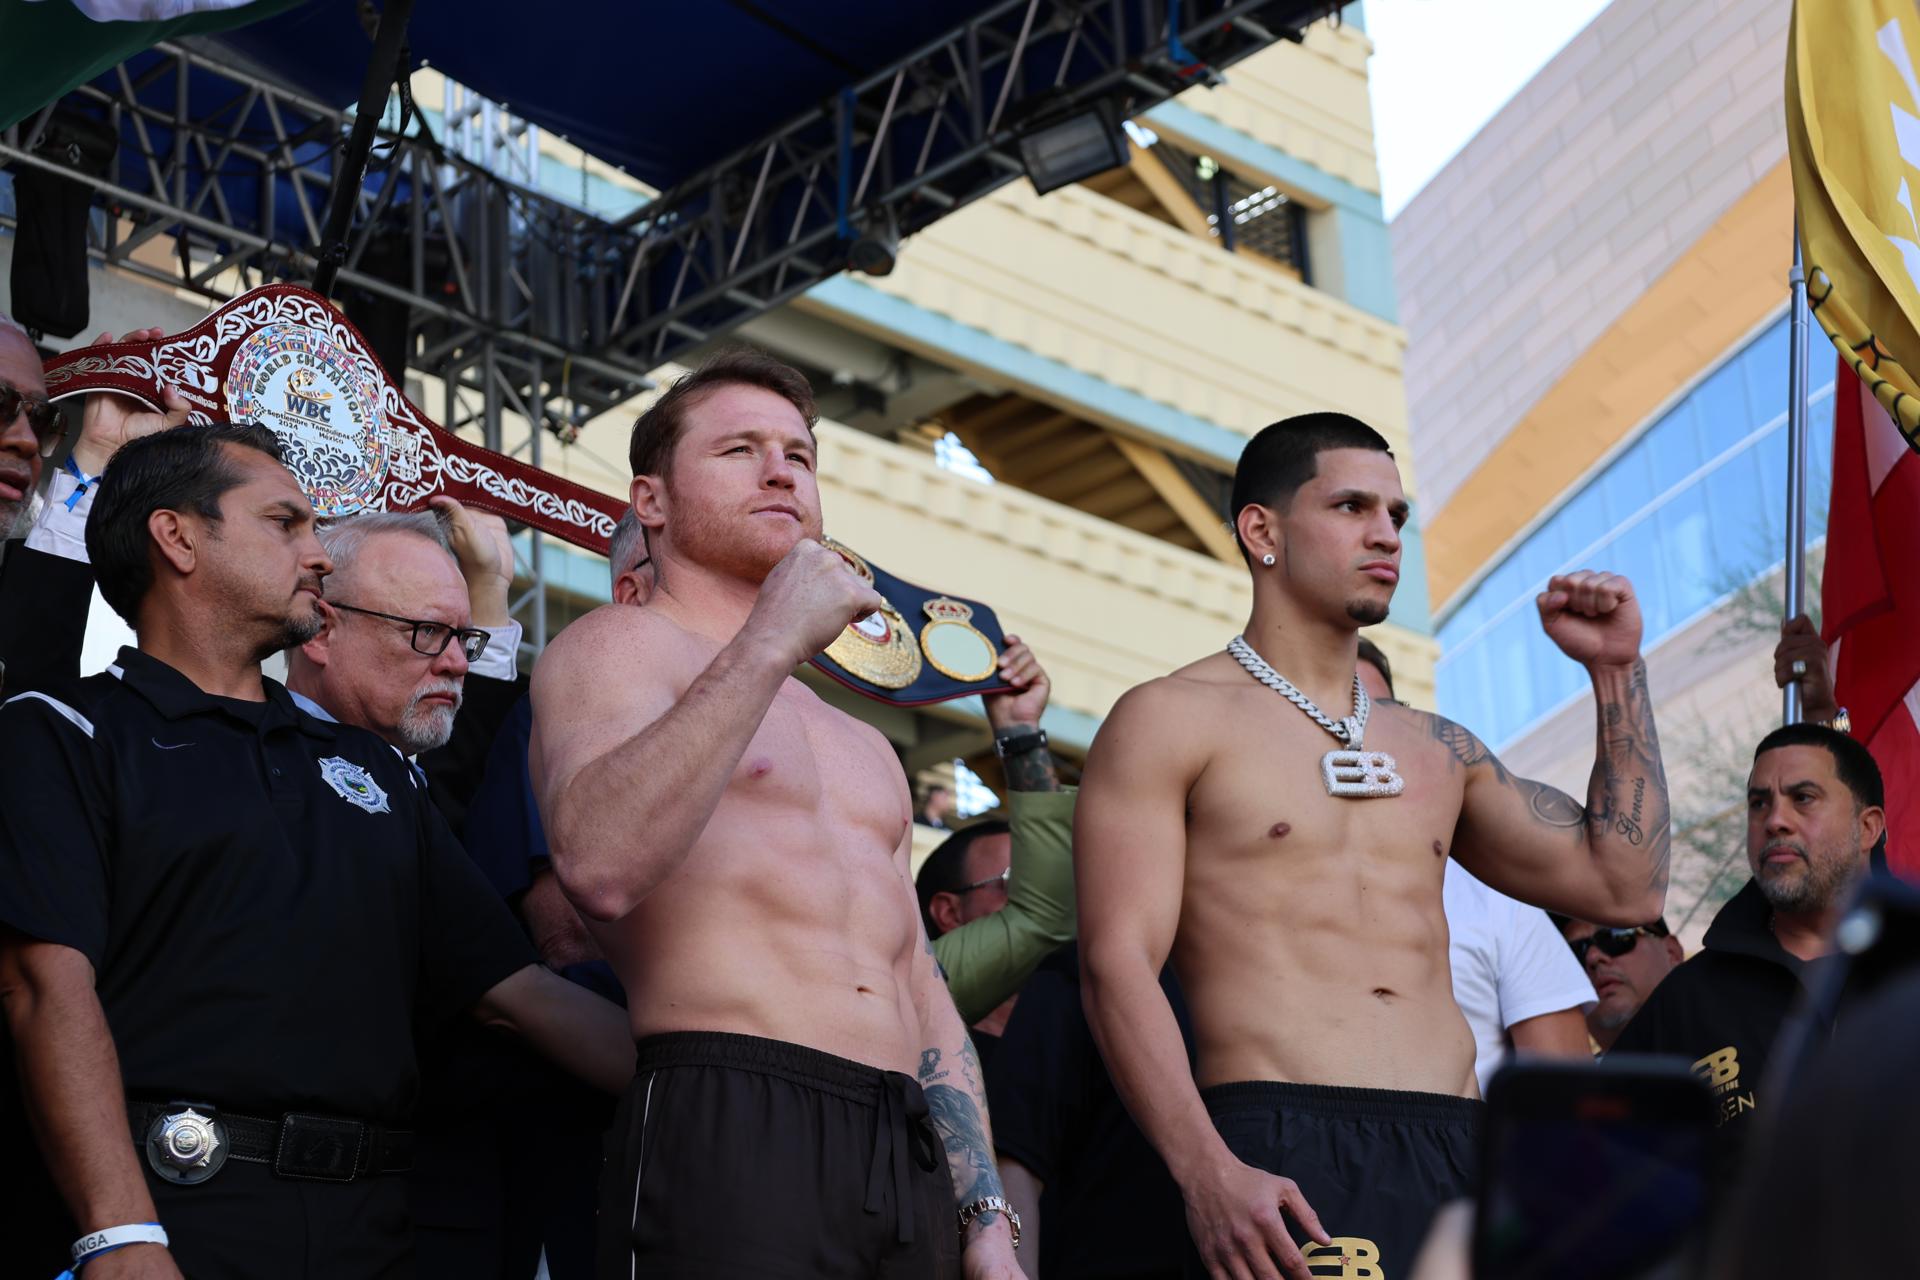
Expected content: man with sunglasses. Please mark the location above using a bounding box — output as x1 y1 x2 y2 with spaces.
1556 917 1683 1052
0 321 190 693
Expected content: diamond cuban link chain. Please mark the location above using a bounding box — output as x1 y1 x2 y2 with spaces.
1226 635 1405 799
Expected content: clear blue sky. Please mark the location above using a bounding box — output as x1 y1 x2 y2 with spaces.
1365 0 1614 219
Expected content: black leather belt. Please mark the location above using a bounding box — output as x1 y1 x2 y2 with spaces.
128 1100 414 1184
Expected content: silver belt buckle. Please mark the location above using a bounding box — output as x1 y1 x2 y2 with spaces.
145 1103 230 1185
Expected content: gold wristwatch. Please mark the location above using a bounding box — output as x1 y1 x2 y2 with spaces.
958 1195 1022 1248
1822 706 1852 735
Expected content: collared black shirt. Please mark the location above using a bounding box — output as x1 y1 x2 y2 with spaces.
0 646 534 1124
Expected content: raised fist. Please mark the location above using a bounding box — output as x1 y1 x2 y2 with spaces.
746 537 886 668
1536 570 1642 669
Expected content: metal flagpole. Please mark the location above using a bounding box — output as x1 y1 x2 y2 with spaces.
1783 231 1811 726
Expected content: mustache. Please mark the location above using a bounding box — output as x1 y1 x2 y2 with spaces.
408 679 464 713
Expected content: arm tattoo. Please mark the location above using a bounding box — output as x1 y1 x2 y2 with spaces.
1586 659 1670 893
1428 715 1591 831
995 723 1062 792
918 1040 1007 1226
1001 744 1062 792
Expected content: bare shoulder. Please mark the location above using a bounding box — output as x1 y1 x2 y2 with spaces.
534 604 691 691
1089 654 1242 767
1382 703 1504 774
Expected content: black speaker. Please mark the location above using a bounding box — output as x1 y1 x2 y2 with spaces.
8 110 116 339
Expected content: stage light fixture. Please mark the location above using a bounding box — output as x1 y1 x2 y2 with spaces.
1016 102 1128 195
848 213 900 277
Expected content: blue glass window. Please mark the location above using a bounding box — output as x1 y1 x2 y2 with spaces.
1436 310 1839 748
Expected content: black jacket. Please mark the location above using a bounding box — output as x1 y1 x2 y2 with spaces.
1608 879 1845 1159
0 542 95 695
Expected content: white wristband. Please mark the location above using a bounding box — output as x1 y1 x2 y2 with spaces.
71 1223 169 1266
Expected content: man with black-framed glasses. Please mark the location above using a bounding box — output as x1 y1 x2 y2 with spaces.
284 505 519 764
1555 916 1684 1052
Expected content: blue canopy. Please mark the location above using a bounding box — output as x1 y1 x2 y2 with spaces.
213 0 1038 192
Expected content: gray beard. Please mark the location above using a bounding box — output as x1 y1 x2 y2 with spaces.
0 496 32 541
1757 850 1862 915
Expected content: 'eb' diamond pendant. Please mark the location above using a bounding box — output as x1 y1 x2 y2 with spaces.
1322 749 1405 798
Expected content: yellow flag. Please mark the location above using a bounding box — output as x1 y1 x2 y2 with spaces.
1789 0 1920 450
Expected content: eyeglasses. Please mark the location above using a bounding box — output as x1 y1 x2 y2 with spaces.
1568 926 1660 964
329 602 488 662
0 379 65 457
956 867 1011 895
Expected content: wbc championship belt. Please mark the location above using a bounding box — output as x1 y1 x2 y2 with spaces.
40 285 625 552
810 539 1015 706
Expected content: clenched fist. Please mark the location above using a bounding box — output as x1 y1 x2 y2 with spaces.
1536 570 1642 669
745 538 886 668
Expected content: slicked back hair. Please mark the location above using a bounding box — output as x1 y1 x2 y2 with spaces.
916 819 1012 940
87 422 285 625
1230 412 1394 561
316 509 454 593
1754 723 1886 812
628 347 817 480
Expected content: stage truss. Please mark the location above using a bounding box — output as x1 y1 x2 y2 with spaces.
0 0 1335 650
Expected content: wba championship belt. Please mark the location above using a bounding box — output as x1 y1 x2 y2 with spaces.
812 539 1014 706
40 285 625 552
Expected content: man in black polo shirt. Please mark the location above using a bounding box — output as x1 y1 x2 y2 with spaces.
0 423 634 1280
1609 723 1885 1171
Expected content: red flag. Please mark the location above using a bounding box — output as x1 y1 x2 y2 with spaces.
1821 356 1920 879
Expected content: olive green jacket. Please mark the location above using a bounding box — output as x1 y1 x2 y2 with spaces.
931 787 1078 1023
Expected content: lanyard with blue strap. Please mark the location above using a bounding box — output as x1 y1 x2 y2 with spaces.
60 455 99 512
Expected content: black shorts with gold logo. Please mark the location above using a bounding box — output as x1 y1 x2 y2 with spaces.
1190 1082 1481 1278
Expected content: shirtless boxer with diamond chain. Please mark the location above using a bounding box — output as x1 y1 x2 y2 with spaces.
531 351 1022 1280
1077 413 1670 1280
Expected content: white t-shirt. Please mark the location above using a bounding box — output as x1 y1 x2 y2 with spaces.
1445 860 1597 1093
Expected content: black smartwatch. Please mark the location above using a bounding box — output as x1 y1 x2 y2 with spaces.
992 727 1048 759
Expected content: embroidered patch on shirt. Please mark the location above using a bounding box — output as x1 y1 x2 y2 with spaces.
318 756 391 815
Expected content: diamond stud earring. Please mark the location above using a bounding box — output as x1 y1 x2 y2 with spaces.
1261 553 1276 566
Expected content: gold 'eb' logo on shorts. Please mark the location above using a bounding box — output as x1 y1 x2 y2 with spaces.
1303 1237 1384 1278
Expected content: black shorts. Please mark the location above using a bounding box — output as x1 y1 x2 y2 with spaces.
1190 1082 1481 1278
598 1031 961 1279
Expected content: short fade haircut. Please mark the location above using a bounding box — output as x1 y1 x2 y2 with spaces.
916 819 1012 940
1754 722 1886 811
608 507 649 586
1230 412 1394 560
628 347 818 479
316 509 453 590
1356 636 1395 698
87 421 285 625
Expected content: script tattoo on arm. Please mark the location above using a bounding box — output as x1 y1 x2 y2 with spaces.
1585 658 1670 895
918 1040 1006 1227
